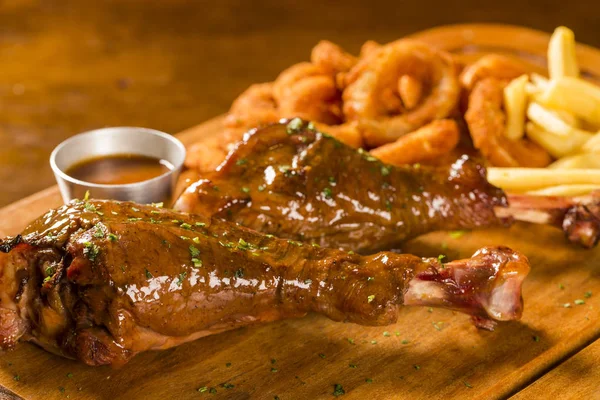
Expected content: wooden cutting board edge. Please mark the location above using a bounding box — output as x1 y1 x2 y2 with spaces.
1 24 600 399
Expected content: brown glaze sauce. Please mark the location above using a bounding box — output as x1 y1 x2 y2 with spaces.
65 154 172 185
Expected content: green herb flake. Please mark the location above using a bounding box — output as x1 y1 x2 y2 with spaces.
402 339 410 344
234 268 244 278
189 245 201 258
563 303 572 308
365 378 373 383
287 240 303 247
236 158 248 166
238 238 250 250
381 166 391 176
428 307 433 313
385 200 392 211
177 272 187 286
131 207 140 212
286 117 303 134
367 276 374 282
192 237 200 244
93 226 105 238
191 258 202 268
195 222 206 227
145 269 153 279
222 383 235 389
437 254 446 263
347 338 354 344
265 234 274 238
172 219 180 224
575 299 585 305
271 367 278 373
328 176 336 185
83 242 99 262
219 241 234 248
449 230 468 239
180 236 190 241
349 364 358 368
584 291 592 298
13 375 20 382
333 384 345 397
304 279 312 285
152 202 164 208
322 187 333 199
413 364 421 370
533 335 540 342
318 353 326 359
66 372 73 378
367 294 375 303
108 233 118 241
258 185 266 192
84 202 97 212
371 340 377 345
395 331 400 336
150 210 161 215
432 321 444 331
463 381 473 389
59 387 65 393
241 187 250 194
127 217 141 222
383 331 391 337
197 387 208 393
271 358 277 364
180 222 192 230
209 388 217 394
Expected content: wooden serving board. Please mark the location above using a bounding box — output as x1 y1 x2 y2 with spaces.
1 24 600 400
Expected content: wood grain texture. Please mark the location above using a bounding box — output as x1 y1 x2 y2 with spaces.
1 0 600 208
0 25 600 400
511 339 600 399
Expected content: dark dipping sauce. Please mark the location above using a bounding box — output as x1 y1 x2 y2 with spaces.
65 154 173 185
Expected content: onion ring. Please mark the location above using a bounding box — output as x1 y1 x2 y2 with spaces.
343 39 460 148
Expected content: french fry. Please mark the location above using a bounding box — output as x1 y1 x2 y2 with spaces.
526 184 600 196
487 167 600 192
526 102 586 136
582 131 600 153
537 77 600 127
503 75 528 140
548 153 600 169
525 122 592 158
548 26 579 79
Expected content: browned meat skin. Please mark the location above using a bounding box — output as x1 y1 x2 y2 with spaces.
175 120 508 253
0 200 530 366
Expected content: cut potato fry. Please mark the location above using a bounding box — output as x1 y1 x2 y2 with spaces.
537 77 600 127
582 131 600 153
487 167 600 191
526 102 587 136
525 122 592 158
548 26 579 79
526 184 600 196
548 153 600 169
503 75 528 140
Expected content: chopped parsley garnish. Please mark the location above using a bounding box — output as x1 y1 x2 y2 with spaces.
149 218 160 224
236 158 248 166
191 237 200 244
222 383 235 389
437 254 446 263
286 117 303 134
93 225 105 238
84 202 97 212
413 364 421 370
271 367 278 373
195 222 206 227
584 291 592 298
209 388 217 394
13 375 20 381
258 185 266 192
66 372 73 378
131 207 140 212
172 219 180 224
225 362 232 367
371 340 377 344
333 384 345 397
563 303 572 308
381 166 391 176
177 272 187 286
383 331 391 337
432 321 444 331
318 353 326 359
180 236 190 241
219 241 234 248
287 240 303 246
463 381 473 388
127 217 142 222
449 230 468 239
402 339 410 344
348 251 355 255
365 378 373 383
385 200 392 211
575 299 585 305
238 238 250 250
108 233 118 241
152 202 164 208
533 335 540 342
311 242 320 247
271 358 277 364
241 187 250 194
197 387 208 393
307 121 316 131
180 222 192 230
367 276 374 282
349 364 357 368
328 176 336 185
234 269 244 278
191 258 202 267
304 279 312 285
347 338 354 344
150 210 161 215
265 234 274 238
322 187 333 199
145 269 153 279
367 294 375 303
189 245 201 258
83 242 99 261
45 265 56 276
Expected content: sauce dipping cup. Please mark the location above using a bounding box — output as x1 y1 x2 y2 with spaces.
50 127 186 205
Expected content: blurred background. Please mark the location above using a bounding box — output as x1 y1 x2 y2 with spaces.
0 0 598 207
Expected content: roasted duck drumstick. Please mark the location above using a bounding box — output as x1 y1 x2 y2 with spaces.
175 120 600 251
0 200 530 366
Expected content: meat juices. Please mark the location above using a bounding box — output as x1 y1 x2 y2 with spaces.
0 200 530 366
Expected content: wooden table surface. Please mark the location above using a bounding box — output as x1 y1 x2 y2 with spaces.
1 0 600 208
